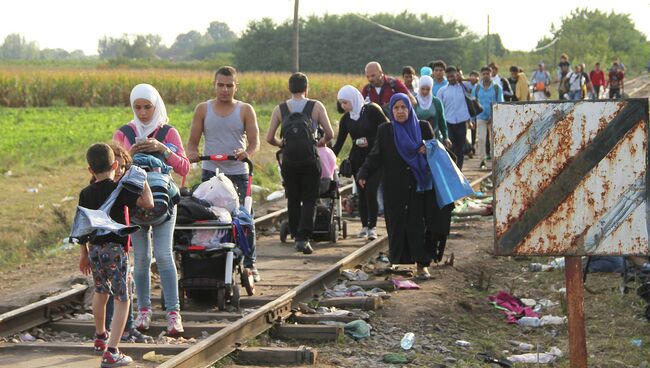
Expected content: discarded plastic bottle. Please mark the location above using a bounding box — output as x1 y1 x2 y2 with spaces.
400 332 415 350
517 317 541 327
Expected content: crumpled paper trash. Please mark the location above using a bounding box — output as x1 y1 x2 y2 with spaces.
142 351 174 363
508 346 563 363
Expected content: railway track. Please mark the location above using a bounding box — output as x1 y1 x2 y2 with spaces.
0 166 491 368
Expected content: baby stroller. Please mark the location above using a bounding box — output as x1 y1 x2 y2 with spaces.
276 150 347 244
173 155 256 311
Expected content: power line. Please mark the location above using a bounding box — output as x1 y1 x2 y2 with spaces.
532 37 559 52
352 13 467 42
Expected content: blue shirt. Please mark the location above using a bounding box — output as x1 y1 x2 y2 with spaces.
432 78 448 97
472 82 504 121
436 83 470 124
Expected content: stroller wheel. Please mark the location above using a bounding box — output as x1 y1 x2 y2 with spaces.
342 220 348 239
329 222 338 244
179 286 185 310
241 268 256 296
231 284 241 310
216 287 226 311
279 221 290 243
160 289 166 310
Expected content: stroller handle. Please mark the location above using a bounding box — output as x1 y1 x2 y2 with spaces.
199 154 253 176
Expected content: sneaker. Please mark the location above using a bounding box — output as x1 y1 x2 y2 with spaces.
134 307 152 331
166 311 184 336
295 240 313 255
357 227 368 238
479 160 487 170
120 329 153 343
93 331 109 354
100 349 133 368
367 228 378 241
250 266 261 282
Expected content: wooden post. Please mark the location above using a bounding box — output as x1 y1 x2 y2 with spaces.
292 0 300 72
565 256 587 368
486 15 490 65
319 296 383 310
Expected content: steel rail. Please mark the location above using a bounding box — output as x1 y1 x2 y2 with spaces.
159 235 389 368
254 183 353 228
0 284 87 338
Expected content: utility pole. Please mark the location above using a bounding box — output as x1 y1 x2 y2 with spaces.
292 0 300 72
486 15 490 65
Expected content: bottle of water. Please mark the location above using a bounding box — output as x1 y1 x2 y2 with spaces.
517 316 541 327
400 332 415 350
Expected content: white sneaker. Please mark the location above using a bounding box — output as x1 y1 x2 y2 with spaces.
134 307 152 331
367 228 378 241
357 227 368 238
166 311 184 336
250 265 261 282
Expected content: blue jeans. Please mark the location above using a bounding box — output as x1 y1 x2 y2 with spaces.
568 90 582 100
202 170 257 267
132 207 179 312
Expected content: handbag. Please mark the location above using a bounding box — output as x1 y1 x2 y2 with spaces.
340 158 353 178
461 83 483 118
424 139 475 208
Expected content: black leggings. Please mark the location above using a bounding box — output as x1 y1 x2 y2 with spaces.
354 171 380 228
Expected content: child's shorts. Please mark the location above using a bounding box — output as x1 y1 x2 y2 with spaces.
89 242 130 302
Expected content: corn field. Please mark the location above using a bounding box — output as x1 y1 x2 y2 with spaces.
0 67 366 107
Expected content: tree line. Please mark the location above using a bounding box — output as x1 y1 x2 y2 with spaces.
1 9 648 75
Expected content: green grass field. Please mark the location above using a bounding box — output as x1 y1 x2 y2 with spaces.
0 103 350 268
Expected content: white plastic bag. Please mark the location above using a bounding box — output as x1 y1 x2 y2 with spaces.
192 174 239 213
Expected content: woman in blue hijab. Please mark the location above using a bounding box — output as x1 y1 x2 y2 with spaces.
358 94 453 279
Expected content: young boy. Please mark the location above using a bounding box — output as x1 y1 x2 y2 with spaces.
78 143 153 367
102 144 153 344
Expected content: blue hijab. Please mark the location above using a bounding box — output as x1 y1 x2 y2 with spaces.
390 93 433 192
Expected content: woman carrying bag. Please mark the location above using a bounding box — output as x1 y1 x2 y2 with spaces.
332 85 388 241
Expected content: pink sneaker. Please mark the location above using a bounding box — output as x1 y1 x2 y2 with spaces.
100 349 133 367
93 331 109 354
134 307 152 331
166 311 184 336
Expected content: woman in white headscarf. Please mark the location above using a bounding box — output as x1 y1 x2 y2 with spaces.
332 85 389 241
112 83 189 336
414 76 452 149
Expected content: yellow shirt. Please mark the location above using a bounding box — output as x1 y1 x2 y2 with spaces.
515 73 530 101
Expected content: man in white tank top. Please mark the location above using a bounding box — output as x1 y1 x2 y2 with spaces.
186 66 261 280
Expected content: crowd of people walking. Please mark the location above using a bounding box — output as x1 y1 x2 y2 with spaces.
73 53 630 367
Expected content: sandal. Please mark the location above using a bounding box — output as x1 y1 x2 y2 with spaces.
415 267 431 280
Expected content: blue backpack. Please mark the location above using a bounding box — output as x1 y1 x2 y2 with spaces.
130 153 180 226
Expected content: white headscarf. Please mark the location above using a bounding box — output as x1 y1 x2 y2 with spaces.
416 76 434 110
129 83 168 139
337 85 365 121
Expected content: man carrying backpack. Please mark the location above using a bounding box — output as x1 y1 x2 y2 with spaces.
362 61 415 116
473 66 504 169
266 72 334 254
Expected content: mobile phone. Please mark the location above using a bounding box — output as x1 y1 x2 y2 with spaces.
135 137 147 143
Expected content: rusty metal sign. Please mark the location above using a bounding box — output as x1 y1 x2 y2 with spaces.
493 99 649 256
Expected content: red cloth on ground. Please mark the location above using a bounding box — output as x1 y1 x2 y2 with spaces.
488 291 539 324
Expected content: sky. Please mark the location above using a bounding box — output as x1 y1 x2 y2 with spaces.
1 0 648 55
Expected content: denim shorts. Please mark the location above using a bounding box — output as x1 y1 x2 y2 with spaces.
89 242 130 302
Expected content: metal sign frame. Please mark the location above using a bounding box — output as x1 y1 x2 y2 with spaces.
493 99 649 256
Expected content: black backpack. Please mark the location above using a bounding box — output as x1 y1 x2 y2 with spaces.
280 100 318 167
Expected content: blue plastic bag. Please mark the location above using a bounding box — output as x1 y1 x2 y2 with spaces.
424 139 474 208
